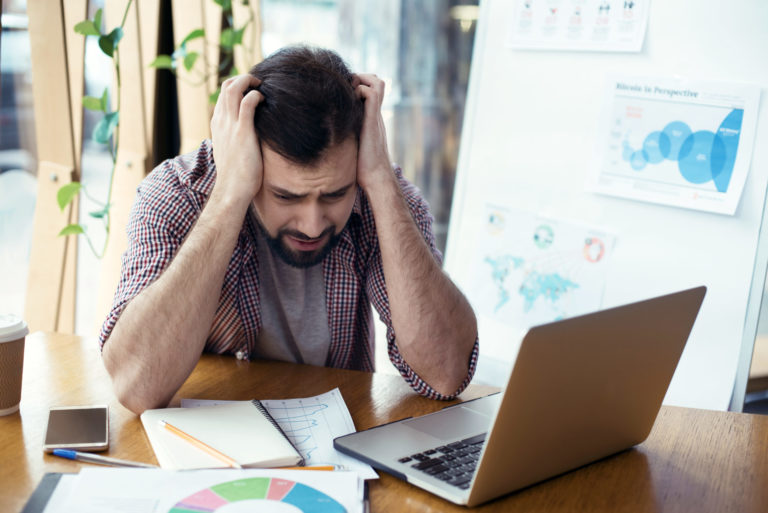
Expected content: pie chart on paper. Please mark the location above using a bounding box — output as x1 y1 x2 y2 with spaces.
168 477 347 513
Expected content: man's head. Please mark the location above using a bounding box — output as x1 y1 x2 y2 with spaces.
249 45 364 165
249 46 363 268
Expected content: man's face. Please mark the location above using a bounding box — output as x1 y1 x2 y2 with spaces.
252 137 358 268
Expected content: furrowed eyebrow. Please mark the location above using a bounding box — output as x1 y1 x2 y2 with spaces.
321 184 354 198
268 183 354 199
269 186 306 199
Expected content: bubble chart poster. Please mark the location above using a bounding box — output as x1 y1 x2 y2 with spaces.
588 75 760 215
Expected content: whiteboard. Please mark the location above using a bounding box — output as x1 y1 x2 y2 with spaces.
445 0 768 411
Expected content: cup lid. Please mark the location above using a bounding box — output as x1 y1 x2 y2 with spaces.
0 314 29 343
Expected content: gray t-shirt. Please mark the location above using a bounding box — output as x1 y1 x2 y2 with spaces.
253 235 331 366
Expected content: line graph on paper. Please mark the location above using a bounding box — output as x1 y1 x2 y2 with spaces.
260 388 379 479
180 388 378 479
263 398 330 460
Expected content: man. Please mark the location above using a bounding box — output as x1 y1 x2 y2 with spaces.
100 46 478 414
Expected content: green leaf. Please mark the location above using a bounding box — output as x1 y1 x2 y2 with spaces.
109 27 124 46
149 54 175 69
98 28 124 57
88 204 111 219
209 88 221 105
234 27 245 45
181 28 205 47
82 96 103 111
183 51 199 72
230 66 239 76
98 34 114 57
220 28 236 49
93 8 103 32
58 224 86 237
56 183 82 212
74 20 100 36
100 88 109 111
92 111 120 144
213 0 232 10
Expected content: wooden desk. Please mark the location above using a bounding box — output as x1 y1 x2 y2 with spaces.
2 333 768 512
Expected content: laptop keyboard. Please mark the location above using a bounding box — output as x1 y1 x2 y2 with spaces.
397 433 486 489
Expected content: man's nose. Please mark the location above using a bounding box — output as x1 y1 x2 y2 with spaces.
295 202 327 239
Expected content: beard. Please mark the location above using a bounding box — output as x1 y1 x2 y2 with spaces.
252 212 345 268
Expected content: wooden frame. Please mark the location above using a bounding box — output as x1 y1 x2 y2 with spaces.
26 0 162 335
25 0 85 333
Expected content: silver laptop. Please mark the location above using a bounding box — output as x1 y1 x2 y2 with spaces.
334 286 706 506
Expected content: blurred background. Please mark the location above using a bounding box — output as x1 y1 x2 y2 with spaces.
0 0 478 327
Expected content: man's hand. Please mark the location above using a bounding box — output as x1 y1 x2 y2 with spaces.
210 74 264 205
354 75 478 398
354 74 395 192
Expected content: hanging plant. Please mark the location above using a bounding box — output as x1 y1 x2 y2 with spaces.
149 0 257 104
56 1 133 258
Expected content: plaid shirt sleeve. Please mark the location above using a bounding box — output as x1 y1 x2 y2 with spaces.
97 159 201 350
364 166 479 400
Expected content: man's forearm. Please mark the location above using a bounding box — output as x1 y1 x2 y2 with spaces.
365 172 477 396
103 191 250 414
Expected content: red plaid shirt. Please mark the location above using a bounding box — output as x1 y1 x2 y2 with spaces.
99 140 478 399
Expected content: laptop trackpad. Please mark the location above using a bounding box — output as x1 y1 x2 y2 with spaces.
403 406 492 441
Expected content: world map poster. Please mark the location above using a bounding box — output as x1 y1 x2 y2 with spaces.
468 204 615 330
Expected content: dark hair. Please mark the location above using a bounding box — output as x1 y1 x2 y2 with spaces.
249 46 363 165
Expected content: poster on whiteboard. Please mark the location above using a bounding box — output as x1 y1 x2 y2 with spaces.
507 0 649 52
466 204 616 333
588 75 761 215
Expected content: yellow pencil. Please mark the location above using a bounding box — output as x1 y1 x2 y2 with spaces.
279 465 336 471
159 420 243 469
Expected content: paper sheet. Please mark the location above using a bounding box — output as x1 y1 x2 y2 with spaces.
507 0 649 52
45 468 363 513
588 74 761 214
466 204 615 361
181 388 378 480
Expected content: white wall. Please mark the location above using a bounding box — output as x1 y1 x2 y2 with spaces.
446 0 768 411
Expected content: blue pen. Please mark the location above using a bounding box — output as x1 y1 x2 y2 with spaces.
52 449 158 468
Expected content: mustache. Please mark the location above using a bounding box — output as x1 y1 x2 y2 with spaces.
279 226 335 242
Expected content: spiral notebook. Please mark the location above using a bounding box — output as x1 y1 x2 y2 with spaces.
140 400 303 469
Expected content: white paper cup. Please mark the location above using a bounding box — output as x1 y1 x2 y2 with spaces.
0 314 29 415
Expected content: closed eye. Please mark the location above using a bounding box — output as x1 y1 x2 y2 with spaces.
271 190 302 202
321 185 354 202
321 191 348 201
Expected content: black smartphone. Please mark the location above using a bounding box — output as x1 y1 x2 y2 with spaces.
43 405 109 452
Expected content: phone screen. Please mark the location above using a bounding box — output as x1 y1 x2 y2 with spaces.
44 406 109 451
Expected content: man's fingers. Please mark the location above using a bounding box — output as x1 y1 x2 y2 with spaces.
239 89 264 127
219 75 262 119
355 73 385 99
356 84 382 122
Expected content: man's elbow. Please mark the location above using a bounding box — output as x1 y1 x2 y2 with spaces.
114 387 168 415
103 343 167 415
428 373 468 399
107 368 164 415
